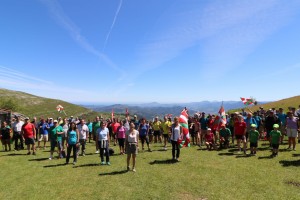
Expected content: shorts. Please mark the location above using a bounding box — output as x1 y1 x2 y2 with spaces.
250 142 258 148
118 138 125 147
139 135 149 145
153 130 161 137
163 134 169 139
38 134 48 142
25 138 35 145
50 140 57 151
1 139 11 145
235 135 244 140
280 126 286 135
287 128 297 138
272 144 279 149
126 143 138 155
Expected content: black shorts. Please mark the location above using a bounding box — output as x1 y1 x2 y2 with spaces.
153 130 161 137
139 135 149 144
235 135 244 140
163 134 169 139
25 138 35 145
272 144 279 149
250 142 258 148
118 138 125 147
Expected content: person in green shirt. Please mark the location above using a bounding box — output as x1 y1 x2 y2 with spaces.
49 120 64 160
249 124 259 155
219 124 231 149
270 124 282 157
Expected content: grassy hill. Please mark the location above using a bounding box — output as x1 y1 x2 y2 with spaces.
230 95 300 113
0 88 110 120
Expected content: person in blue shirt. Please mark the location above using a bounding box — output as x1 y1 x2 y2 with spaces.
86 119 93 143
66 122 79 165
276 108 287 144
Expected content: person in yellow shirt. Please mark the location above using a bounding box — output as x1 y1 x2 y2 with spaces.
153 117 162 143
161 116 172 150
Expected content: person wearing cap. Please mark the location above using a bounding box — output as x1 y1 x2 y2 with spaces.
12 116 24 150
264 110 280 147
286 112 298 151
21 117 36 155
219 124 231 149
270 124 281 157
38 118 49 149
249 124 259 155
205 128 216 150
49 120 64 160
234 115 247 154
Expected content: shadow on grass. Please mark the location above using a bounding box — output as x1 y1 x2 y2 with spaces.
279 160 300 167
261 143 271 146
28 158 49 161
258 155 273 159
43 163 67 168
218 152 234 156
0 153 27 157
149 159 178 165
236 154 252 158
99 170 128 176
293 154 300 157
73 163 100 168
257 147 271 151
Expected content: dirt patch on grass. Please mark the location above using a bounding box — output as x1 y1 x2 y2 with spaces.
285 181 300 188
178 193 208 200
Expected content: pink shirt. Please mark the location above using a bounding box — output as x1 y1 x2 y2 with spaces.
117 126 126 139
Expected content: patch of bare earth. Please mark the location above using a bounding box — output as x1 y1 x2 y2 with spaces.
285 181 300 188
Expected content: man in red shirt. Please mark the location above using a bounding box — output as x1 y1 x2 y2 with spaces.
21 117 37 155
234 115 247 154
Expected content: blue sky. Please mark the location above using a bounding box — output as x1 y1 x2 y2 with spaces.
1 0 300 104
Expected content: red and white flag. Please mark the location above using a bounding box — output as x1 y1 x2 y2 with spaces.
240 97 254 105
112 109 114 120
125 108 129 117
56 105 64 112
218 104 227 125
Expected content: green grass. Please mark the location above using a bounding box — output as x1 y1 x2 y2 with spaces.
0 138 299 200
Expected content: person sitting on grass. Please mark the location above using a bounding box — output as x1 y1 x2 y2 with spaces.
205 128 216 150
270 124 281 157
219 124 231 149
249 124 259 155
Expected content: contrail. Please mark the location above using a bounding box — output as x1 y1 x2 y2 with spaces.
102 0 123 52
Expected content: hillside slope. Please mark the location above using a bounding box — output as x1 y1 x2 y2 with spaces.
0 88 99 119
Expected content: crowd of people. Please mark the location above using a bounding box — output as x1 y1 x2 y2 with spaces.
0 105 300 172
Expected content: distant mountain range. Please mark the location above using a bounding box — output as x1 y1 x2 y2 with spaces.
83 101 269 119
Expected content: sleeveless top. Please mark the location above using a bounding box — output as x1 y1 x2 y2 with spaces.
68 130 77 145
127 130 138 143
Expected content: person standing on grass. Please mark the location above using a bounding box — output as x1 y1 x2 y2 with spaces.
170 117 182 161
77 119 89 156
112 118 120 146
0 121 12 151
200 112 208 146
234 115 247 154
270 124 281 157
96 121 110 165
126 122 139 172
38 119 49 149
138 118 151 152
153 117 162 143
66 122 79 165
21 117 36 155
162 116 172 150
286 112 298 151
61 118 69 151
92 116 101 154
12 116 24 150
277 108 287 144
86 119 93 143
49 120 64 160
249 124 259 155
264 110 280 147
117 120 126 155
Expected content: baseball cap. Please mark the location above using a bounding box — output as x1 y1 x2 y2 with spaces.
25 117 29 120
207 128 211 131
53 120 58 123
251 124 257 128
273 124 279 128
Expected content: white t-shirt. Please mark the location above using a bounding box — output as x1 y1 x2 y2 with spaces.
97 127 109 141
12 121 24 132
127 130 139 143
77 124 89 139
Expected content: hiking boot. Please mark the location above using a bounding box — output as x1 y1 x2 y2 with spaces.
27 152 31 155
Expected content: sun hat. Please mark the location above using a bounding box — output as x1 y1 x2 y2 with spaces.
273 124 279 129
251 124 257 128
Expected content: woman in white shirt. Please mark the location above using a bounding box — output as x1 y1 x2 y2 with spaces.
126 123 139 172
96 121 110 165
171 117 183 161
